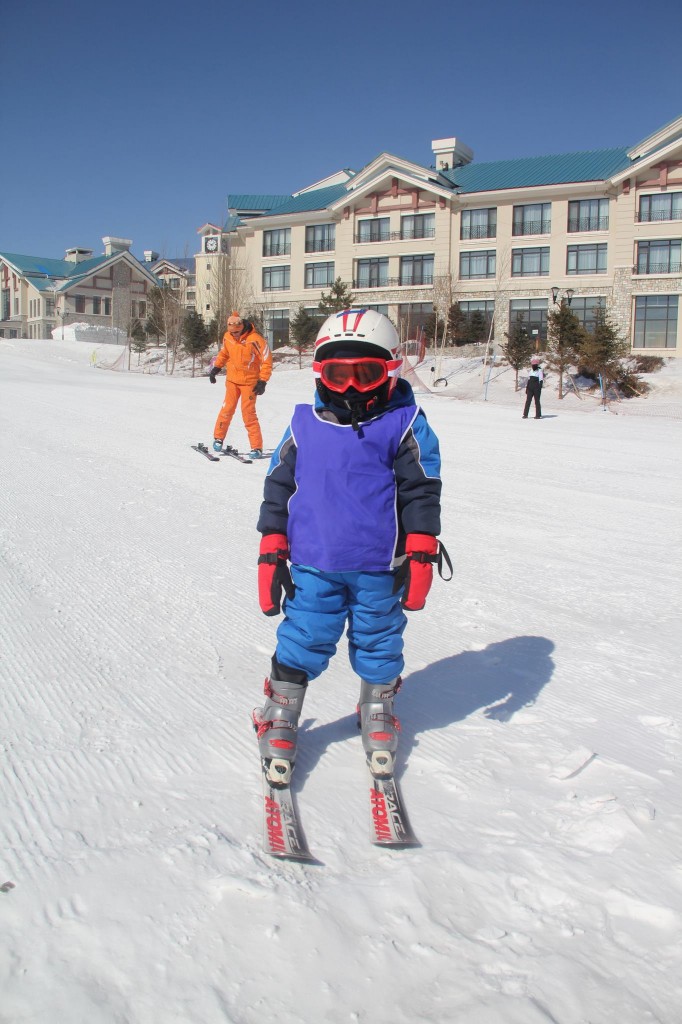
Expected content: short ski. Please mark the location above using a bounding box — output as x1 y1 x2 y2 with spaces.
368 770 419 847
191 443 220 462
261 773 315 862
217 446 252 464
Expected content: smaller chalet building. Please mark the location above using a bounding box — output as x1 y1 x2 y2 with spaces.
0 237 158 340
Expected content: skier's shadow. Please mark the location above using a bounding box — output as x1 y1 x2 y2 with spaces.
295 635 554 782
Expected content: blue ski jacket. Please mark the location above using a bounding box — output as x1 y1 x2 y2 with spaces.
257 379 442 573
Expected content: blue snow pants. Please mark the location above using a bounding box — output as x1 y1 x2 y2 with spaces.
275 565 407 685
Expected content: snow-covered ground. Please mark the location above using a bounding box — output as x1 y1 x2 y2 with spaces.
1 337 681 1024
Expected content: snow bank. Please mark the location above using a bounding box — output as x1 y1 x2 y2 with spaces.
51 321 127 345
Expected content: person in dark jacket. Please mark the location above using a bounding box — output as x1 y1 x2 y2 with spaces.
523 355 544 419
252 309 450 786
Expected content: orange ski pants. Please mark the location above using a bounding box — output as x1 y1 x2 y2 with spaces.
214 380 263 449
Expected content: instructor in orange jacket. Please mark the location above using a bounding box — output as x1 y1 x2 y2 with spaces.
209 311 273 458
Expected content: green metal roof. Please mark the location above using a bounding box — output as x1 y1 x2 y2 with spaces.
256 183 349 217
442 147 632 193
222 214 243 232
227 194 290 213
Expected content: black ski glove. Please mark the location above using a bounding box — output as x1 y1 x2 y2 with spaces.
209 367 219 384
253 380 267 396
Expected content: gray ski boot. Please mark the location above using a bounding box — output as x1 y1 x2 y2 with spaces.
252 660 308 787
357 677 402 777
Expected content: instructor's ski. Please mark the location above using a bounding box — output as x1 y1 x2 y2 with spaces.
368 770 419 847
218 446 252 464
261 773 315 862
191 443 220 462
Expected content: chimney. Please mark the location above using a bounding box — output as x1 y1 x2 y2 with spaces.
102 236 133 256
64 247 94 264
431 137 474 172
143 250 160 263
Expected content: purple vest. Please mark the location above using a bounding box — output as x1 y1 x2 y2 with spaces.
287 403 419 572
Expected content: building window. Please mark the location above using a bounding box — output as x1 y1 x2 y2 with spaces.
264 308 290 347
169 278 180 289
398 303 432 338
457 300 495 341
355 258 389 288
569 296 606 333
513 203 551 236
566 243 607 275
400 254 434 286
512 247 550 277
633 295 678 348
401 213 435 240
638 192 682 223
2 289 10 320
460 250 496 279
509 298 549 342
304 262 335 288
92 297 101 315
14 297 19 315
263 229 291 258
75 295 85 313
636 239 681 275
103 297 111 316
46 299 54 317
356 218 390 244
568 198 609 232
262 266 290 291
305 224 335 253
461 208 496 240
366 304 389 315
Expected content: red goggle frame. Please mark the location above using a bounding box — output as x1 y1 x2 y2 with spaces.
313 357 401 393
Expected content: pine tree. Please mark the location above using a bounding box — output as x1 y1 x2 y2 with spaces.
546 301 584 399
130 319 147 364
290 306 321 366
466 309 487 344
576 306 627 393
500 313 534 391
318 278 354 315
182 310 211 377
423 311 446 345
447 302 466 345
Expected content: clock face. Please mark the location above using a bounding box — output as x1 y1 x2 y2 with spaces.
205 236 218 253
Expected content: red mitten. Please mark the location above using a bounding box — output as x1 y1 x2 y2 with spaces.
394 534 439 611
258 534 295 616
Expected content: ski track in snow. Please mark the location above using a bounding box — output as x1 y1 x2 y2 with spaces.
1 340 682 1024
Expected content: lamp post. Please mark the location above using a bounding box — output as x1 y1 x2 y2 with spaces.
551 286 575 306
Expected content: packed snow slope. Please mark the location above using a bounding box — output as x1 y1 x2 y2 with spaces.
1 339 682 1024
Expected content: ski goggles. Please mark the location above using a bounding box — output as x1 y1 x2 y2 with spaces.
313 357 401 393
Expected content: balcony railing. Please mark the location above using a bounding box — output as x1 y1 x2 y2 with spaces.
568 217 609 232
461 225 497 240
354 228 436 243
263 244 291 257
636 211 682 223
633 262 682 275
512 222 551 236
305 240 335 253
352 276 434 289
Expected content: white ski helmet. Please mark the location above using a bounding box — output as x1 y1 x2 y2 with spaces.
314 308 402 364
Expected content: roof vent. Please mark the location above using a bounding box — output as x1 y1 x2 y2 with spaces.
64 247 94 264
143 250 160 263
431 137 474 172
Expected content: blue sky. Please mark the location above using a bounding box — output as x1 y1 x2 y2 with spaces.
2 0 680 261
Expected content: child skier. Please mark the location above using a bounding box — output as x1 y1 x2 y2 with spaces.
253 308 450 787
